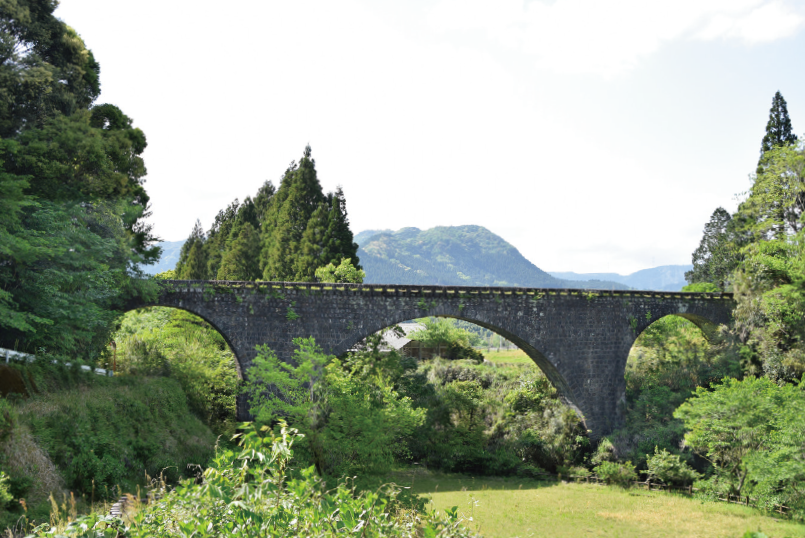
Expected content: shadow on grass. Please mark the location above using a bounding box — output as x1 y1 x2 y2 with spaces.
382 468 558 495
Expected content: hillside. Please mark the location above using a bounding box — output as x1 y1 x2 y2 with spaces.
141 240 186 275
356 226 628 289
549 265 692 291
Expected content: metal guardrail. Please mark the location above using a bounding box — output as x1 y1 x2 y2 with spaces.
1 347 113 377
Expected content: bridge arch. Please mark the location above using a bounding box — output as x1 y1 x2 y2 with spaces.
333 313 578 415
119 305 244 379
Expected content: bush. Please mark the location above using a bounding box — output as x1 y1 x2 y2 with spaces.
594 461 637 487
445 342 484 363
27 423 477 538
645 446 701 486
504 388 541 414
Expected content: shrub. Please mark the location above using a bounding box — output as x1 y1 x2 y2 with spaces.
591 437 617 466
557 465 590 478
445 342 484 364
594 461 637 487
504 388 541 414
27 423 477 538
645 446 701 486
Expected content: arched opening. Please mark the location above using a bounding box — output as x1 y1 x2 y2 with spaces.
114 306 242 429
604 314 740 470
341 316 590 477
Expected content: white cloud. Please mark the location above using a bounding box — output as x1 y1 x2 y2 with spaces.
426 0 805 76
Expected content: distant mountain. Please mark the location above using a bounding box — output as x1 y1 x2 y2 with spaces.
141 240 186 275
356 226 629 289
548 265 692 292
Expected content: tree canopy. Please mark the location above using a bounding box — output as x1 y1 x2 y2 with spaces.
0 2 159 359
174 145 361 283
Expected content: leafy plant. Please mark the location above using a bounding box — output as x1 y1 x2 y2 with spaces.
27 422 475 538
286 302 300 321
644 447 700 486
315 258 366 283
594 461 637 487
244 338 424 477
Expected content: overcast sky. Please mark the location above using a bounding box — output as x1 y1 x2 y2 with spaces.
56 0 805 275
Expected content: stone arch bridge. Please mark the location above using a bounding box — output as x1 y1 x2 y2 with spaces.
132 280 734 438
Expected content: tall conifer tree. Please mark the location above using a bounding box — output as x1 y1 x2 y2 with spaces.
175 220 209 279
323 186 361 270
253 180 276 228
261 146 326 281
758 91 797 174
295 203 330 281
217 222 261 281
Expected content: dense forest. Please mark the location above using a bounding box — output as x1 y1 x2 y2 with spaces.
1 2 805 536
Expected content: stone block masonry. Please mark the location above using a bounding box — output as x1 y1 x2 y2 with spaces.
131 281 734 439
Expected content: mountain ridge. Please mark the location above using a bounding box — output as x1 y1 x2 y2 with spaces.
355 225 629 289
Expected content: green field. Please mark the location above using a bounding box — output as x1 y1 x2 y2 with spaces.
396 471 805 538
482 348 536 366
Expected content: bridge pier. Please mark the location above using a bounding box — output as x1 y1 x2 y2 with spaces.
133 281 734 439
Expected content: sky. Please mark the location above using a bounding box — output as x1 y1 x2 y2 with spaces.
55 0 805 275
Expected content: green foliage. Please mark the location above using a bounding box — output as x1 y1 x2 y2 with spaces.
605 316 740 468
674 376 805 510
315 257 366 283
410 318 482 349
682 282 721 293
0 2 101 138
758 91 797 173
684 208 740 290
285 303 300 321
27 423 476 538
154 269 176 280
0 198 159 358
593 461 637 487
16 376 215 498
114 308 240 428
503 388 542 414
245 338 424 477
0 6 159 359
172 148 360 284
216 222 261 281
738 141 805 242
0 472 12 511
644 447 701 486
175 220 208 280
732 231 805 381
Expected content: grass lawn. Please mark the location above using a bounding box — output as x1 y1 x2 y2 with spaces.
482 349 535 366
394 471 805 538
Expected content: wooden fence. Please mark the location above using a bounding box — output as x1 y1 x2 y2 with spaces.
562 473 791 515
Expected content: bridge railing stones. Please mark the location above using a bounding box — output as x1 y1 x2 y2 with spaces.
159 280 734 301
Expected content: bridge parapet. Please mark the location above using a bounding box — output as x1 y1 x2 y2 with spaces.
159 279 733 300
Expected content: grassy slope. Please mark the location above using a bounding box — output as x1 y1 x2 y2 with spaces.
401 473 805 538
2 373 216 532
